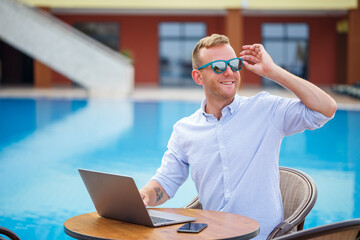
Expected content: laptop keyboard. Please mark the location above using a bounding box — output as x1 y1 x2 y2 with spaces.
151 216 174 224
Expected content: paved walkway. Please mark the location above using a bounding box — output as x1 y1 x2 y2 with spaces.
0 86 359 110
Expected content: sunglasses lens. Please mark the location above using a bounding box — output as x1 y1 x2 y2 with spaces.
229 58 242 71
212 62 226 73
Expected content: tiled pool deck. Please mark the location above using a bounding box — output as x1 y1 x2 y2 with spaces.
0 86 359 110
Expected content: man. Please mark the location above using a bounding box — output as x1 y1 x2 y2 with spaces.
140 34 337 239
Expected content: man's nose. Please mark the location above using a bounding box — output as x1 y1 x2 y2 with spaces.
223 63 233 76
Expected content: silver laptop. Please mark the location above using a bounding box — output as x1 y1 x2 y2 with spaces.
78 169 196 227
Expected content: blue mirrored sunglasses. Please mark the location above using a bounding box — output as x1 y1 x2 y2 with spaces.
197 58 243 74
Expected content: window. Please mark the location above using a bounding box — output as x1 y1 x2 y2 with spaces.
262 23 309 87
73 22 119 51
159 22 206 87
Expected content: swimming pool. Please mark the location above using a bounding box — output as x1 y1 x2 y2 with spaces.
0 97 359 239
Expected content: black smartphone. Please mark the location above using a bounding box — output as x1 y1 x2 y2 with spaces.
177 223 208 233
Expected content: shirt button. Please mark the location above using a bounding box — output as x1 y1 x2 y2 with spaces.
226 189 230 193
220 145 224 149
223 166 228 171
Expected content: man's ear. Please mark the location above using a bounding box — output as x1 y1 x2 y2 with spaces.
192 69 204 86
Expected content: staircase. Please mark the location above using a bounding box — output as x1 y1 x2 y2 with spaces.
0 0 134 96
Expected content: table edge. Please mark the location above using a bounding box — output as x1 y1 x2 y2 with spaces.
64 209 260 240
64 224 108 240
220 227 260 240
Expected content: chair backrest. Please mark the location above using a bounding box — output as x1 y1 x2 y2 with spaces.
273 219 360 240
268 167 318 238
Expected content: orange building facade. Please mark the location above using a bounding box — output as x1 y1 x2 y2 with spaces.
51 12 343 87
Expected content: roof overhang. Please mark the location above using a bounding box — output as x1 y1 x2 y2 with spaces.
20 0 358 11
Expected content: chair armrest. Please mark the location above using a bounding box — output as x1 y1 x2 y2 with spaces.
0 227 20 240
267 220 305 239
184 196 203 209
267 222 294 239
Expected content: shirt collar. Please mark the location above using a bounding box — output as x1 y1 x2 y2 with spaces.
227 94 240 114
201 98 207 116
201 94 240 117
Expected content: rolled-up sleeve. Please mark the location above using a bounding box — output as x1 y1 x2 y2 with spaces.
271 97 334 136
151 124 189 198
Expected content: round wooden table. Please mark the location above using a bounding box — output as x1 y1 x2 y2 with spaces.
64 208 260 240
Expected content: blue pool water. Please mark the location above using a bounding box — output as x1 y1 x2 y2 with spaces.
0 98 359 239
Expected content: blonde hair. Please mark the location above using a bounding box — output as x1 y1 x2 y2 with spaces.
192 34 230 69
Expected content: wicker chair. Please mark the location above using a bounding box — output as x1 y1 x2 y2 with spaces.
273 219 360 240
184 167 318 239
0 226 20 240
